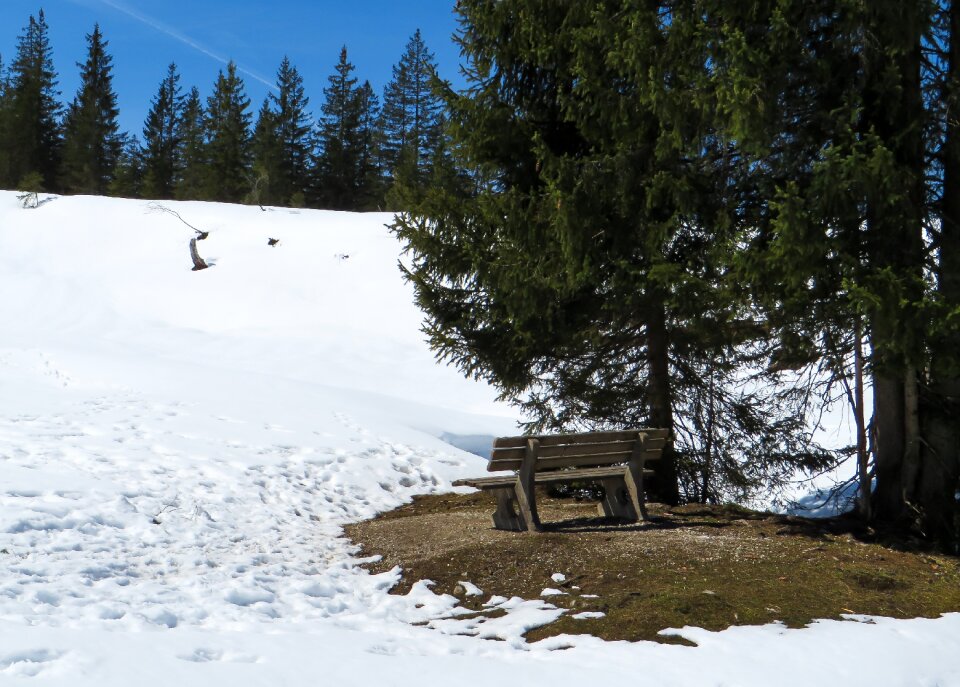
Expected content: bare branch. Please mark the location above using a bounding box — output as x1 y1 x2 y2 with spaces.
147 202 209 239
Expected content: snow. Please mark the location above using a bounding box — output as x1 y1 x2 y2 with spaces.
457 581 484 597
1 191 959 686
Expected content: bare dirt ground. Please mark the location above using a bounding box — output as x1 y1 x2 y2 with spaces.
346 489 960 643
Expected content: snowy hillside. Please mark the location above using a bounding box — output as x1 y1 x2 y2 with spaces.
1 191 958 686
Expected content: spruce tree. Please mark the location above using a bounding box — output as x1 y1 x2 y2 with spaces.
268 56 312 206
0 53 11 186
392 2 833 505
141 63 184 199
203 61 251 202
4 10 61 190
61 24 122 195
704 0 960 542
175 86 206 200
109 133 143 198
250 97 284 206
355 80 385 209
380 29 444 197
316 46 363 209
926 0 960 548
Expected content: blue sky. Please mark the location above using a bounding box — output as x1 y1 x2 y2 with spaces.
0 1 464 136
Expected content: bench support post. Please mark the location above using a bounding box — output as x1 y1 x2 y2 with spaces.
624 432 650 521
514 438 542 532
597 476 638 520
491 488 524 531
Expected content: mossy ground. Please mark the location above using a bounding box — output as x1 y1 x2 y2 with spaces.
345 490 960 644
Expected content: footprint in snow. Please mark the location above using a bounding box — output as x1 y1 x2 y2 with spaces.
366 643 397 656
0 649 64 677
147 610 179 628
178 648 261 664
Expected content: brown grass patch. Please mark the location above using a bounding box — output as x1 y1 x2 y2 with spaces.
345 490 960 643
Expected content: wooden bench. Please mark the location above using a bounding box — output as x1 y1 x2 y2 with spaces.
452 429 669 532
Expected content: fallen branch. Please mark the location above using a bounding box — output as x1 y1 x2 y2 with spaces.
17 190 40 209
148 202 209 239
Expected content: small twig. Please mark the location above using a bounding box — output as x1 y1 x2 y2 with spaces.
152 501 180 524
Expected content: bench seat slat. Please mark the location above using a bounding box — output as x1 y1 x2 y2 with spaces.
533 466 655 483
488 448 662 472
492 428 669 449
454 466 655 490
490 436 667 462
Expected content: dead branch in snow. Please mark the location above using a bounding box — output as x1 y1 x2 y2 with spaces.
148 202 210 240
189 237 209 271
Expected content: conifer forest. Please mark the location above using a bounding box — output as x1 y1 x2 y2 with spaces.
0 10 444 210
3 2 960 550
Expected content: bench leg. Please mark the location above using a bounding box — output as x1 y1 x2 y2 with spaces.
597 477 638 520
513 479 542 532
491 488 524 531
625 463 650 521
514 439 542 533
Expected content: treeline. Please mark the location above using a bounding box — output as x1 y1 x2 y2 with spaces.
0 10 445 210
394 1 960 546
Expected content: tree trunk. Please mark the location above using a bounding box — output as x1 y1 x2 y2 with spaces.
901 366 921 503
919 0 960 547
646 297 680 505
872 373 906 520
854 321 870 520
864 2 927 527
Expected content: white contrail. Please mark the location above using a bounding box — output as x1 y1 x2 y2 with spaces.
95 0 276 90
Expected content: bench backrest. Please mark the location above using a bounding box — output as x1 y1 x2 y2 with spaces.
488 428 669 473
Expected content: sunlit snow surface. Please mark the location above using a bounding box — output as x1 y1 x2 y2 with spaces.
1 192 958 686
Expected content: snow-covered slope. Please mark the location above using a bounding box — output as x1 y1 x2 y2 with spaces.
1 192 958 686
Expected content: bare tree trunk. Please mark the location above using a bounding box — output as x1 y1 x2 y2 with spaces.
872 373 906 520
901 366 921 503
854 320 870 520
702 367 716 505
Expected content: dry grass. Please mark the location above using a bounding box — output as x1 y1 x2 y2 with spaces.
346 490 960 644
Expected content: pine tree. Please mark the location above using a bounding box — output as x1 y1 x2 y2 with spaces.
3 10 61 190
61 24 122 195
268 56 312 205
704 0 960 543
203 61 252 202
392 2 834 505
250 97 283 206
109 133 143 198
701 0 873 508
355 80 385 209
0 53 12 186
316 46 363 209
380 29 444 197
926 0 960 548
141 63 184 199
175 86 206 200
